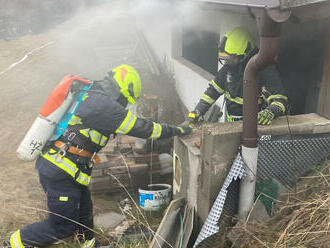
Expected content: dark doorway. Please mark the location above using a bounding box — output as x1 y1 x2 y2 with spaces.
278 20 327 115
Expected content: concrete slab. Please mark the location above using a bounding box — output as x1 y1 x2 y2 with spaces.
94 211 126 229
195 113 330 137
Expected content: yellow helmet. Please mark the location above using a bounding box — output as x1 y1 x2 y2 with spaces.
112 64 141 104
218 27 255 60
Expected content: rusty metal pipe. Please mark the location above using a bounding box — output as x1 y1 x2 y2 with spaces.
239 8 288 219
242 9 281 148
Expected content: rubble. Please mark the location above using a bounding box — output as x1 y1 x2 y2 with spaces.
90 135 173 194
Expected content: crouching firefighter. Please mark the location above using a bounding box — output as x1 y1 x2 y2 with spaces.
188 27 288 125
3 64 192 248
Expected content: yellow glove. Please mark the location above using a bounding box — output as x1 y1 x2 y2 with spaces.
257 109 275 125
174 125 192 136
188 110 203 123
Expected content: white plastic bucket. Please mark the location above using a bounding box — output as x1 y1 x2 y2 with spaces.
139 184 172 211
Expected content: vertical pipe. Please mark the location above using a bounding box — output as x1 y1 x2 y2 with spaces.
239 8 282 219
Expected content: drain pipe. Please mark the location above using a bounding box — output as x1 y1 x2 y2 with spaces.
238 8 290 219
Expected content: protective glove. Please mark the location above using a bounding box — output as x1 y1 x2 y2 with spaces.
257 108 275 125
188 110 203 123
173 125 192 136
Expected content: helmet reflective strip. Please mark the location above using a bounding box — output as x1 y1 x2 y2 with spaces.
210 80 224 94
68 115 82 125
149 123 162 139
10 230 24 248
41 149 91 186
266 94 288 103
80 129 108 146
121 67 128 82
201 94 215 104
116 110 137 135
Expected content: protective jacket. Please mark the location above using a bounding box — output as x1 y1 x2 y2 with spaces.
39 83 181 186
195 49 288 121
10 82 184 248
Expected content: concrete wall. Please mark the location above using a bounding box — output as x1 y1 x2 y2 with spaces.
174 113 330 225
134 1 329 119
133 1 257 113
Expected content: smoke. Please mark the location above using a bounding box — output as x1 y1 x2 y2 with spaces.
129 0 201 30
0 0 91 39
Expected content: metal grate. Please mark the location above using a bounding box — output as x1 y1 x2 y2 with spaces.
194 132 330 247
258 133 330 187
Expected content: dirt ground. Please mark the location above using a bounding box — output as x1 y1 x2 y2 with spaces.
0 0 181 242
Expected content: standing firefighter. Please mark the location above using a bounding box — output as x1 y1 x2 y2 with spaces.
3 65 191 248
188 27 288 124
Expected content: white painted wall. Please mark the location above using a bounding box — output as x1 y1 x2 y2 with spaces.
132 1 258 118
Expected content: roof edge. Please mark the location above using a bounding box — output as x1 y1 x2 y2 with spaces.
196 0 280 8
280 0 330 9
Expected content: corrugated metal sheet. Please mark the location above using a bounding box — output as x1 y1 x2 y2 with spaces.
196 0 280 8
196 0 330 9
280 0 330 9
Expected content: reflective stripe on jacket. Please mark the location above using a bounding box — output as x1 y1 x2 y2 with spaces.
41 149 91 186
39 84 181 185
195 49 288 117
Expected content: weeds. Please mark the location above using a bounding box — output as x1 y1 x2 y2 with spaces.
1 153 167 248
237 160 330 248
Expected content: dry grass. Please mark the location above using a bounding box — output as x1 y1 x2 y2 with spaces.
0 165 165 248
235 160 330 248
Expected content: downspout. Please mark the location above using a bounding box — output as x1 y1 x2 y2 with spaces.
238 8 290 219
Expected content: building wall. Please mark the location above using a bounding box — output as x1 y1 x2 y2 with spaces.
134 2 257 115
134 1 329 119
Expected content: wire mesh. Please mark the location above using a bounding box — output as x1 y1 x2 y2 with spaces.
194 132 330 247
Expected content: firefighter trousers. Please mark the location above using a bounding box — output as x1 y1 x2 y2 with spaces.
17 162 94 247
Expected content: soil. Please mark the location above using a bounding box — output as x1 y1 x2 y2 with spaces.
0 0 181 241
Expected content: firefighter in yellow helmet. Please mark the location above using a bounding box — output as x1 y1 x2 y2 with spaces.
3 64 191 248
188 27 288 125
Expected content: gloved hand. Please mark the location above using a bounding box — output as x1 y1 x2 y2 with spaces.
257 108 275 125
174 125 192 136
188 110 203 123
